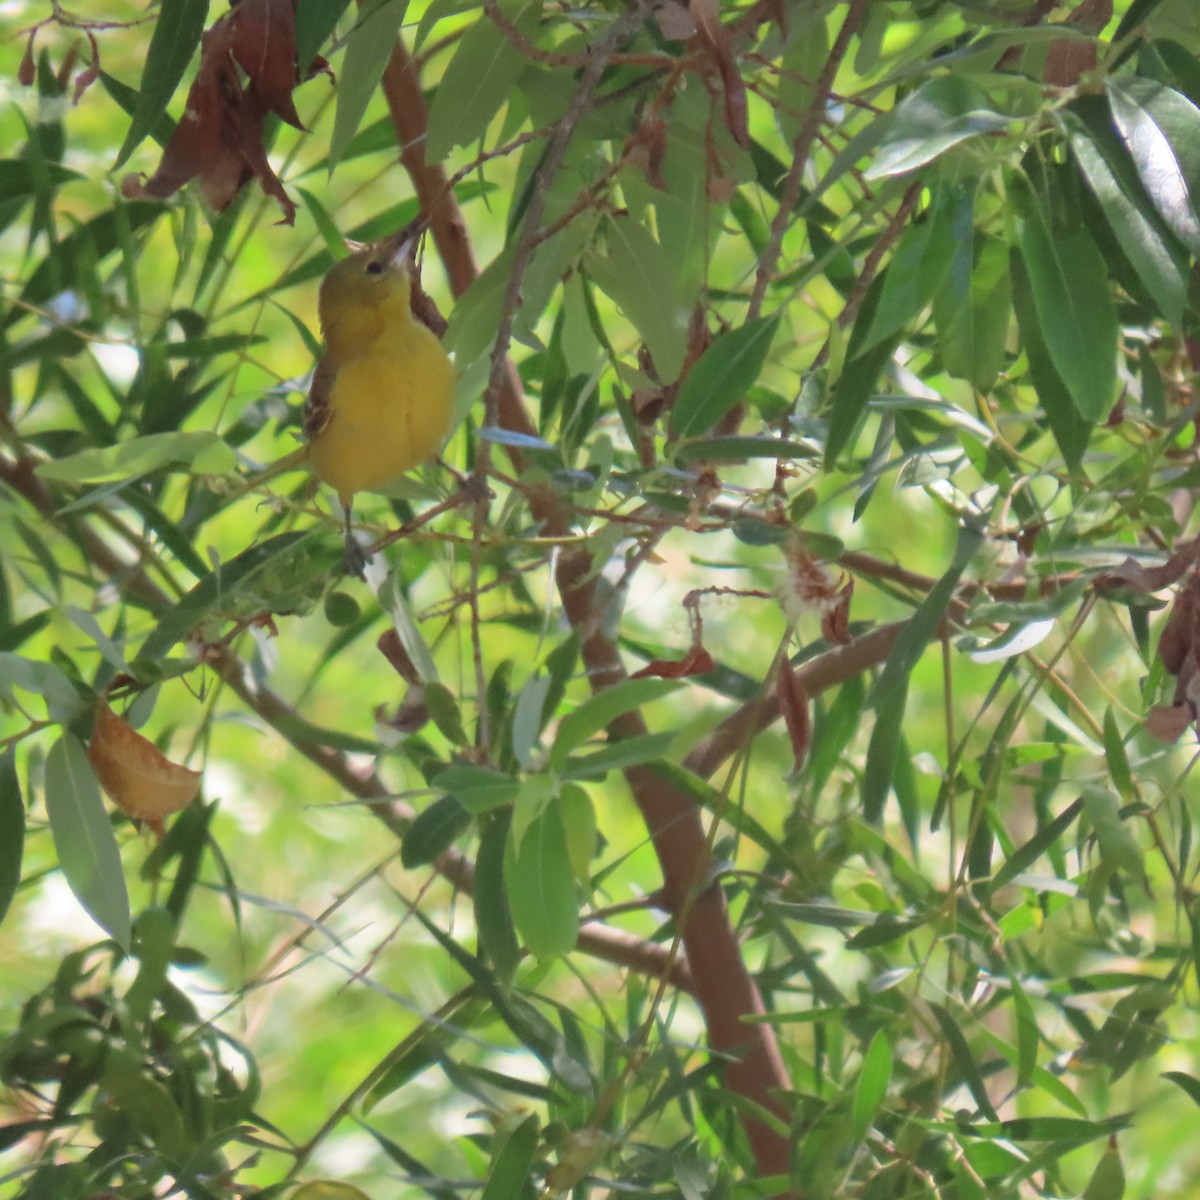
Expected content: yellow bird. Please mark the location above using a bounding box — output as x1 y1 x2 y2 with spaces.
303 226 455 575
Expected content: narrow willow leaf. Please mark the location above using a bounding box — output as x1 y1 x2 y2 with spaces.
425 0 536 163
934 233 1010 390
475 810 520 981
865 77 1010 179
401 794 471 868
329 0 410 168
861 183 964 351
1067 120 1186 325
670 315 780 438
44 735 131 949
587 217 688 381
1013 180 1116 421
0 160 83 200
481 1112 540 1200
550 678 679 769
505 801 578 958
1106 77 1200 255
929 1001 998 1120
0 749 24 927
434 765 519 814
852 1030 892 1139
1082 785 1143 877
1010 251 1092 469
989 796 1084 893
115 0 208 168
862 524 982 823
35 430 235 484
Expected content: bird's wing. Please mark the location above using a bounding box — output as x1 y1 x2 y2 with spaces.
304 353 337 442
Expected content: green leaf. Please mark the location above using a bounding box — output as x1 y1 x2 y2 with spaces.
1066 115 1187 326
481 1112 540 1200
329 0 410 168
444 244 515 369
862 183 964 351
1009 973 1038 1090
1013 180 1116 422
0 159 83 201
862 523 982 823
434 765 520 814
561 731 677 780
865 76 1010 180
670 315 780 438
0 653 84 723
505 801 578 958
135 530 335 668
933 233 1011 391
0 749 24 928
1163 1069 1200 1108
558 783 595 885
673 435 818 464
295 0 352 75
1082 785 1143 877
1106 76 1200 256
35 431 235 485
550 678 679 770
989 796 1084 893
475 810 520 980
402 794 472 868
852 1030 892 1140
425 1 538 163
929 1001 998 1120
44 735 131 950
1009 250 1091 469
114 0 209 168
587 217 689 381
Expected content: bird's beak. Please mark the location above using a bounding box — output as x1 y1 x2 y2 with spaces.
379 217 428 270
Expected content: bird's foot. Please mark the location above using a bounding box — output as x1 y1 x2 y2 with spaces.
343 535 370 580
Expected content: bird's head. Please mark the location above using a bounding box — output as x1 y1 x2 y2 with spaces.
318 228 421 349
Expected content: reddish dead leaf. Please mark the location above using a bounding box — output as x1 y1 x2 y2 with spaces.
1043 0 1112 87
627 115 668 190
88 702 201 838
1094 537 1200 595
72 31 100 104
378 627 421 684
122 0 331 223
689 0 749 149
632 644 716 680
1105 394 1126 427
1145 570 1200 741
18 32 36 86
1147 704 1192 743
777 662 811 772
821 577 854 645
653 0 696 41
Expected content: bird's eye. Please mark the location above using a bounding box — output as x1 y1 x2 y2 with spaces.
365 261 384 275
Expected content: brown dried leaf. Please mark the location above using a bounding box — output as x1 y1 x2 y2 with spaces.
88 703 201 837
1094 537 1200 595
821 577 854 645
1146 704 1192 743
627 115 668 190
653 0 696 41
777 663 811 772
122 0 308 222
689 0 749 149
228 0 307 128
18 32 36 87
72 31 100 104
378 628 421 684
1043 0 1112 85
631 644 716 679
